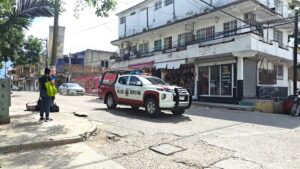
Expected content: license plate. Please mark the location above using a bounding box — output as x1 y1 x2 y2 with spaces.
179 96 185 101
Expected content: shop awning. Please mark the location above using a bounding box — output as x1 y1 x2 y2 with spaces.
167 60 186 69
128 61 154 69
156 63 167 69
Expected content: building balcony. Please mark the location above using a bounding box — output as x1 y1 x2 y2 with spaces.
112 30 298 70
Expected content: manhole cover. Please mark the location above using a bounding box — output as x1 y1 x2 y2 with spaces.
150 143 185 155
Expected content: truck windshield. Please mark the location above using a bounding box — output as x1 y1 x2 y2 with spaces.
145 77 166 85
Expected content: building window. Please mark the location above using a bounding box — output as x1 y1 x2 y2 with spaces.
120 17 126 24
224 20 237 37
139 43 149 54
154 39 162 51
274 64 283 80
155 1 162 10
130 12 136 16
164 0 173 6
196 26 215 42
178 32 193 46
273 29 283 47
274 0 283 14
164 36 172 49
199 64 233 96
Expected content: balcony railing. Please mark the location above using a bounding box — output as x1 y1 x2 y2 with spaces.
116 27 264 61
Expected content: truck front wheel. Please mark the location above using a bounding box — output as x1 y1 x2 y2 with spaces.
145 97 160 117
171 108 185 115
106 94 117 109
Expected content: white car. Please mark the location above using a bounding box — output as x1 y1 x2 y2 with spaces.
99 72 192 117
59 83 85 95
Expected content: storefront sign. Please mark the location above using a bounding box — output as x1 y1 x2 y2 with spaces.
128 61 154 69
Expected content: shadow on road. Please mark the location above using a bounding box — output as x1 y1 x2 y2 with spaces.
187 107 300 129
94 107 192 124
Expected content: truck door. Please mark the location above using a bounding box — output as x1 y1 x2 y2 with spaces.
127 76 143 101
115 76 129 101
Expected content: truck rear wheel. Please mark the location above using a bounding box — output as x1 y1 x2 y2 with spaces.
171 108 185 115
106 94 117 109
145 97 160 117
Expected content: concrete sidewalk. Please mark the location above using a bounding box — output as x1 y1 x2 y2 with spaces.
193 101 254 111
0 142 125 169
0 111 97 154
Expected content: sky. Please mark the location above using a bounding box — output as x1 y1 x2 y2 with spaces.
25 0 144 54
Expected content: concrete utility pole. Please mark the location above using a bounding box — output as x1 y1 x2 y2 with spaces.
51 0 59 66
293 7 299 95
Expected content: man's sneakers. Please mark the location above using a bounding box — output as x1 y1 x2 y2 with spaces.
45 118 53 122
39 117 53 122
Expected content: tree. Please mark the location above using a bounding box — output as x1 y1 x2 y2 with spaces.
0 0 54 63
289 0 300 10
74 0 117 18
50 0 117 66
16 36 43 65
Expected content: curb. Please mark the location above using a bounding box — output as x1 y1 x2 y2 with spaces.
192 102 254 111
0 121 97 154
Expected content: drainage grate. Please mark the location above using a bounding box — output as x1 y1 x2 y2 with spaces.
150 143 185 156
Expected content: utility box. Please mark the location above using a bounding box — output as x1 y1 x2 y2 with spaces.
0 79 11 124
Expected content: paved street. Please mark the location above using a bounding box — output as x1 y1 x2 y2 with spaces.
2 91 300 169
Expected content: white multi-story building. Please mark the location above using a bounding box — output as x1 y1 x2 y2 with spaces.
111 0 298 103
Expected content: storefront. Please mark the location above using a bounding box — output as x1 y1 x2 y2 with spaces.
160 64 195 95
195 59 238 103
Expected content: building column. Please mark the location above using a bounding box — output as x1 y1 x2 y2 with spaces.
194 64 199 99
233 51 257 100
237 56 244 100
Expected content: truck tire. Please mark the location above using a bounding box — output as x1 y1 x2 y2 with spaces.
171 108 185 115
106 94 117 109
145 97 160 117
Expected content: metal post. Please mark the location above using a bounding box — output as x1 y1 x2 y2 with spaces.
294 9 299 95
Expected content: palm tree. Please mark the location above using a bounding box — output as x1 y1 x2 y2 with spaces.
0 0 54 63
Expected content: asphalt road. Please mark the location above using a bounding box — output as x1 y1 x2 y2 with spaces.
13 92 300 169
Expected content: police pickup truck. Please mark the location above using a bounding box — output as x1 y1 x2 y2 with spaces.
98 71 192 117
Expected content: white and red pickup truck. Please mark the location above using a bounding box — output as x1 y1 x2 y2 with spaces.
98 70 192 117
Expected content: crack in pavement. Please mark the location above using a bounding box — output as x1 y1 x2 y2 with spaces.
173 159 204 169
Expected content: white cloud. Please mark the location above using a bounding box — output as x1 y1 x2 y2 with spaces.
25 0 144 54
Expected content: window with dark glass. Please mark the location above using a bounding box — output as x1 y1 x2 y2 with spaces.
118 76 129 85
196 26 215 42
164 0 173 6
274 64 283 80
199 67 209 95
129 76 141 85
154 39 162 51
224 20 237 37
164 36 172 49
221 64 232 95
155 1 162 10
120 17 126 24
139 43 149 54
210 65 220 95
273 29 283 47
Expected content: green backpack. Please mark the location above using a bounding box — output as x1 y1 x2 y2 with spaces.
45 81 58 97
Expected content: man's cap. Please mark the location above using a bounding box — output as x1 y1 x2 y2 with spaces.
44 68 51 74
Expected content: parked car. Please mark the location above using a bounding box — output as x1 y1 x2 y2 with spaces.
11 85 20 91
98 70 192 117
59 83 85 95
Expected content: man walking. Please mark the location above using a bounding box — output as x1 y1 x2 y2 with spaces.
39 68 54 122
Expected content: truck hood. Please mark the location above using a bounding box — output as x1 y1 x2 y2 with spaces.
148 84 181 90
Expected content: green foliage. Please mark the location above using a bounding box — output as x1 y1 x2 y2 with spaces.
74 0 117 18
0 0 54 63
16 36 43 65
289 0 300 9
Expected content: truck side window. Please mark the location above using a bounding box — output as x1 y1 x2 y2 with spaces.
118 76 129 85
129 76 141 86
